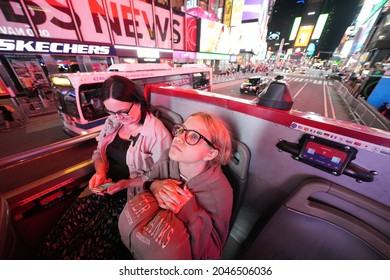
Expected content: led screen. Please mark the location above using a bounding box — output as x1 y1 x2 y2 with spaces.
199 19 229 54
294 25 314 47
311 14 328 40
289 17 302 41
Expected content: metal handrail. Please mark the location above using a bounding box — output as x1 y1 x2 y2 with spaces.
0 132 99 169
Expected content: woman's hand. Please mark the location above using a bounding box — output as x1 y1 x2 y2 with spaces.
105 179 128 195
150 179 193 214
89 171 110 190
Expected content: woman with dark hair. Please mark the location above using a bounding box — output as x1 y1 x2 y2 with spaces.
37 75 172 259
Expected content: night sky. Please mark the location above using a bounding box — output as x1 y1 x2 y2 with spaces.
267 0 363 55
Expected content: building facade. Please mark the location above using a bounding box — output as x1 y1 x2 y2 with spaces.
0 0 271 97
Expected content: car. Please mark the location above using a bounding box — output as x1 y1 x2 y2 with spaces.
325 72 347 80
300 67 307 74
240 76 269 95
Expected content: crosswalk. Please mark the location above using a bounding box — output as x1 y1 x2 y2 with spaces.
279 73 335 86
213 72 336 86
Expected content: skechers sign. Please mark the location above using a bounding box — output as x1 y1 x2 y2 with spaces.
0 38 113 55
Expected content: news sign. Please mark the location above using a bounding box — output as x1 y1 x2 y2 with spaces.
0 0 187 51
72 0 112 43
0 0 35 37
155 6 172 49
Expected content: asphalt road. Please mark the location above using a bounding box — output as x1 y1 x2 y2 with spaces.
0 72 359 196
212 72 354 122
0 71 351 161
0 113 71 159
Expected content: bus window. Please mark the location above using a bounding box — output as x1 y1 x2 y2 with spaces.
79 87 107 121
50 63 213 135
53 86 79 118
193 71 210 89
63 91 78 118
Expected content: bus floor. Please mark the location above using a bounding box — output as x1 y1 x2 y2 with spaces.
10 192 81 260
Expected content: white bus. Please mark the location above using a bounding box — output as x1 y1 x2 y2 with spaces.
50 63 212 135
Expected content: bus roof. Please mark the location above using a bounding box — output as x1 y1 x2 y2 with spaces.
108 63 172 72
50 65 213 88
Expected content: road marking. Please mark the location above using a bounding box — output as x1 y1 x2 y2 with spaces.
293 82 308 99
324 83 336 119
323 82 328 118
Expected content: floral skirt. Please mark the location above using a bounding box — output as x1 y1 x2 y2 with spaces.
36 191 133 260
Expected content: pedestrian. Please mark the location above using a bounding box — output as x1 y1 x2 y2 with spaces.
0 103 24 131
36 75 172 259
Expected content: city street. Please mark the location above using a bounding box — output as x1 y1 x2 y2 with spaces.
0 70 352 159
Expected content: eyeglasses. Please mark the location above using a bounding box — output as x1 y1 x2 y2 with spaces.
172 124 216 149
105 102 135 117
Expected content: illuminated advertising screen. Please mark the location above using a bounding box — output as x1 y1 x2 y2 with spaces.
0 0 187 52
239 22 261 54
0 78 10 96
229 26 244 54
199 19 229 54
132 0 156 48
294 25 314 47
242 0 268 22
106 0 137 46
184 16 197 52
230 0 245 26
311 14 328 40
71 0 112 44
223 0 233 26
352 0 386 52
289 17 302 41
155 6 172 49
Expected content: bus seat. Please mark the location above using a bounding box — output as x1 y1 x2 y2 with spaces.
0 196 25 259
222 140 251 231
242 178 390 259
152 105 183 132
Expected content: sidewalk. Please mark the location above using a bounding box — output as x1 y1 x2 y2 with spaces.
0 113 70 158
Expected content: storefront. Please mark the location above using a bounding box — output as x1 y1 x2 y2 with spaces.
196 52 230 74
173 51 197 66
0 36 116 94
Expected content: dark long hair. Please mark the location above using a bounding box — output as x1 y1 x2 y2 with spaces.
100 75 150 124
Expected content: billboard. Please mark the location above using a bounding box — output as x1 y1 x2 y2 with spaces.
242 0 268 22
294 25 314 47
0 0 187 51
185 16 197 52
289 17 302 41
199 19 229 54
0 78 10 96
311 14 329 40
238 22 262 55
230 0 245 26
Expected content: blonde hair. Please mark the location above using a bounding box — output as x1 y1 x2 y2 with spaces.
189 112 233 165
